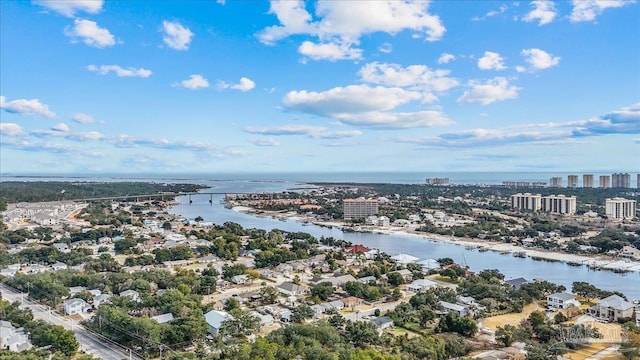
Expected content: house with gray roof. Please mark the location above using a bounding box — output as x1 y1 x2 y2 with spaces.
438 301 469 317
505 278 528 290
277 282 308 296
151 313 174 324
204 310 231 335
0 320 32 352
588 295 635 322
547 292 580 309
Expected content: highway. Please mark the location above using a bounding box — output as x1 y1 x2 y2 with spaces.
0 284 142 360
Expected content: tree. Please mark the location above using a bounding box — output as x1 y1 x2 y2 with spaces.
258 286 278 305
345 321 380 347
310 282 334 301
571 281 600 302
291 304 314 323
528 310 547 329
27 321 78 356
162 221 172 230
224 297 241 312
386 272 404 287
436 312 478 337
496 324 518 346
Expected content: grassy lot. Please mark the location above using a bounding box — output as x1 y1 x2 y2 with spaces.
563 343 623 360
391 327 420 338
479 303 544 331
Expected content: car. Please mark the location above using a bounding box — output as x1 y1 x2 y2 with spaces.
86 308 93 313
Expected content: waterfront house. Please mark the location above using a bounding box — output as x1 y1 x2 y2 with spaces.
64 298 89 316
547 292 580 309
417 259 440 270
588 295 635 322
505 278 528 290
390 254 419 265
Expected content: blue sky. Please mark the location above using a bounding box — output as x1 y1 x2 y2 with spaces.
0 0 638 174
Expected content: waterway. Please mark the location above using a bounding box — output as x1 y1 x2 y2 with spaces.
167 180 640 301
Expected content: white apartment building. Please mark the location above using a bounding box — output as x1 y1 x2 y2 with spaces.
541 195 577 215
343 198 379 220
510 193 542 211
605 197 636 221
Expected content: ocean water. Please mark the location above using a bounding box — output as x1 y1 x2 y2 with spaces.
2 171 637 186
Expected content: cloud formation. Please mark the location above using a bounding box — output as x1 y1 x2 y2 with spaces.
457 77 520 105
51 123 70 132
257 0 445 61
65 19 116 48
243 124 362 139
72 113 100 124
217 77 256 92
518 48 560 72
358 62 459 95
522 1 557 25
477 51 506 70
87 65 152 78
33 0 103 17
250 138 280 147
162 20 193 50
437 53 455 64
570 0 635 22
0 96 56 118
174 74 210 89
0 123 25 137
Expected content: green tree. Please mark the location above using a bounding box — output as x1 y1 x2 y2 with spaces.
386 272 404 287
310 282 334 301
291 304 314 323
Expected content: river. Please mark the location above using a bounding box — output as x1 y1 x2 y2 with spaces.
167 180 640 301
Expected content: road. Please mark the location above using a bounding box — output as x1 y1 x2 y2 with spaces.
0 284 142 360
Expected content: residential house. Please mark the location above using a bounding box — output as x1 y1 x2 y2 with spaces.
369 316 394 334
620 246 640 260
395 269 413 282
346 245 370 255
407 279 437 292
68 286 87 297
204 310 231 335
0 321 32 352
439 301 469 317
151 313 174 324
322 300 344 312
588 295 635 322
279 309 292 323
119 289 141 302
64 298 89 316
93 293 112 308
277 282 308 296
390 254 419 265
505 278 528 290
341 296 364 311
357 276 376 284
52 243 70 253
547 292 580 309
25 264 47 274
251 311 275 326
310 305 325 318
231 274 250 285
318 274 357 287
51 262 68 271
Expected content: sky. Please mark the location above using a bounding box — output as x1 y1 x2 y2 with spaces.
0 0 639 174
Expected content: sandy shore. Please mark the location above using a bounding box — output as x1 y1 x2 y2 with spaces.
231 206 640 273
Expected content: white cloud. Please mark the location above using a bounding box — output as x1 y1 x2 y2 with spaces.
520 48 560 71
457 77 520 105
334 110 453 129
87 65 152 78
437 53 455 64
378 42 393 54
522 1 557 25
51 123 70 132
243 124 362 138
570 0 635 22
174 74 210 90
298 41 362 61
65 19 116 48
0 96 56 118
358 62 459 95
250 138 280 147
33 0 103 17
0 123 25 137
257 0 446 61
477 51 507 70
72 113 99 124
217 77 256 92
283 85 422 116
161 20 193 50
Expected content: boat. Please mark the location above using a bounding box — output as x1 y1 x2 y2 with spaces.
513 251 526 258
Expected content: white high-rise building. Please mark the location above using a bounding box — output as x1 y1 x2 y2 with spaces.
583 174 594 188
599 175 610 188
510 193 542 211
542 195 577 214
549 177 563 188
605 198 636 221
343 198 379 220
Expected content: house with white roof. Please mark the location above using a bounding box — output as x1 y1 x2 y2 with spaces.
588 295 635 323
0 320 32 352
407 279 437 292
204 310 231 335
64 298 89 315
277 282 308 296
439 301 469 317
151 313 174 324
390 254 419 265
119 289 141 302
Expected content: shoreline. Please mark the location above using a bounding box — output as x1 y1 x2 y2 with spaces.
231 206 640 274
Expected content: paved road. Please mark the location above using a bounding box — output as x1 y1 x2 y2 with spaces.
0 284 141 360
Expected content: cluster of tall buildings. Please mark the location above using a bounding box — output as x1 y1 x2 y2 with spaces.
510 193 577 214
549 173 639 188
425 177 450 185
511 193 636 220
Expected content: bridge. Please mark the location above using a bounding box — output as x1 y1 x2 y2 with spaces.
68 192 253 204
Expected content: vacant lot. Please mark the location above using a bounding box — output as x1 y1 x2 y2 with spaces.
479 303 544 331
